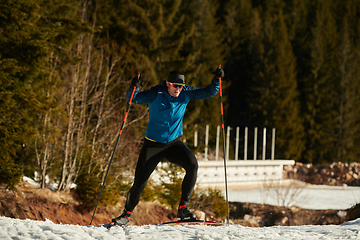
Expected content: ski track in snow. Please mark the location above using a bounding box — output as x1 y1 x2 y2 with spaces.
1 216 360 240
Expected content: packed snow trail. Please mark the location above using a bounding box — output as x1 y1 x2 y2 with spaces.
1 216 360 240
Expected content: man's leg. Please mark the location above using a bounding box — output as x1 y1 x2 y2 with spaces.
165 139 198 220
113 139 166 225
125 151 157 211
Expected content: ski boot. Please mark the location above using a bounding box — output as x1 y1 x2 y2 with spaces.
112 209 132 226
177 200 196 221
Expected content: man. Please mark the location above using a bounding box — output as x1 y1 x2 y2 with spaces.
112 67 225 226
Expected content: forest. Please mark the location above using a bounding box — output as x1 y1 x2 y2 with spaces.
1 0 360 205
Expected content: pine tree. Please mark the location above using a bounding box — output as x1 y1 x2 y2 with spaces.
223 0 253 129
248 0 305 160
335 0 360 162
0 0 84 188
96 0 194 82
0 0 91 189
180 0 225 149
304 0 340 164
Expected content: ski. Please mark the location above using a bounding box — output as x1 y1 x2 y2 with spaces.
87 222 115 229
160 219 223 226
88 219 223 228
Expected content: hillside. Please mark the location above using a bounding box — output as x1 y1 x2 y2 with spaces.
0 180 175 226
1 177 358 227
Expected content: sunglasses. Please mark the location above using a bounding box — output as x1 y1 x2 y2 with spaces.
168 82 185 89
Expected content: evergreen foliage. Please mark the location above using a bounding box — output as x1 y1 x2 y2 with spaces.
0 0 87 188
249 0 305 160
0 159 22 190
158 164 184 211
75 166 127 207
334 0 360 163
304 0 340 164
156 164 227 219
223 0 253 127
181 0 225 148
140 179 162 202
191 188 227 218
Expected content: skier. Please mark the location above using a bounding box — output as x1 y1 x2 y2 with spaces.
112 67 225 226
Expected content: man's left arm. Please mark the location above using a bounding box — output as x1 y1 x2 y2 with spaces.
185 67 224 100
185 78 220 100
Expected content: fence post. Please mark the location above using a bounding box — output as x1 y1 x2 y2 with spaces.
235 127 239 160
244 127 248 160
204 125 209 160
262 127 266 160
194 124 198 147
226 126 231 161
254 127 258 160
271 128 276 160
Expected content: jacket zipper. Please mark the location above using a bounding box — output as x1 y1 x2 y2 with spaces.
168 100 173 143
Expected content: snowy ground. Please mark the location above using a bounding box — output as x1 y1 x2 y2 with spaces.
1 216 360 240
5 178 360 239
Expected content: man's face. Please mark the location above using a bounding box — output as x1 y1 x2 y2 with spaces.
166 81 184 97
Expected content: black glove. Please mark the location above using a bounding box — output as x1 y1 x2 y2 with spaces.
131 73 142 88
212 66 225 80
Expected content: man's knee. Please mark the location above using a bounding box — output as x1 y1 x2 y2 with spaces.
189 158 198 172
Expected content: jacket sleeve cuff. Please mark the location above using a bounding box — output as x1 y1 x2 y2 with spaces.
212 77 220 85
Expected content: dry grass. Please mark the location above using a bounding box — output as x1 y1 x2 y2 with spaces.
0 179 175 226
347 203 360 221
12 180 79 205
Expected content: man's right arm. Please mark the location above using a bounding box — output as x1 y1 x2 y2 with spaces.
126 86 158 104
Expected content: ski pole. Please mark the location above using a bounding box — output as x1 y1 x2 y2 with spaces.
218 63 230 224
90 73 140 226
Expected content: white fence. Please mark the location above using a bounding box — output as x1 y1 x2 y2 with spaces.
182 125 295 186
193 125 277 161
196 159 295 188
154 159 295 188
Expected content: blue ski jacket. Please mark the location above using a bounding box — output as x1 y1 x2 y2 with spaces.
126 78 220 143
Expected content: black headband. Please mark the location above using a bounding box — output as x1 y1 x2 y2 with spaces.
168 73 185 84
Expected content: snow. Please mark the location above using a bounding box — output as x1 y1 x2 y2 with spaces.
1 216 360 240
22 176 76 190
22 176 40 188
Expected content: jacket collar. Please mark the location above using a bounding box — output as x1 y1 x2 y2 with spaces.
161 80 171 98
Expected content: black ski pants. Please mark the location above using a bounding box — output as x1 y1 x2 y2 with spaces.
124 137 198 212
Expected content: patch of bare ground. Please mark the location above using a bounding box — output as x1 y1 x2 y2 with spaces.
230 202 349 227
0 180 175 226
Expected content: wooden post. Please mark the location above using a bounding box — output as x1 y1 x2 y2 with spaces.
262 127 266 160
226 126 230 161
244 127 248 160
254 127 258 160
235 127 239 160
194 124 198 147
271 128 276 160
204 125 209 160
